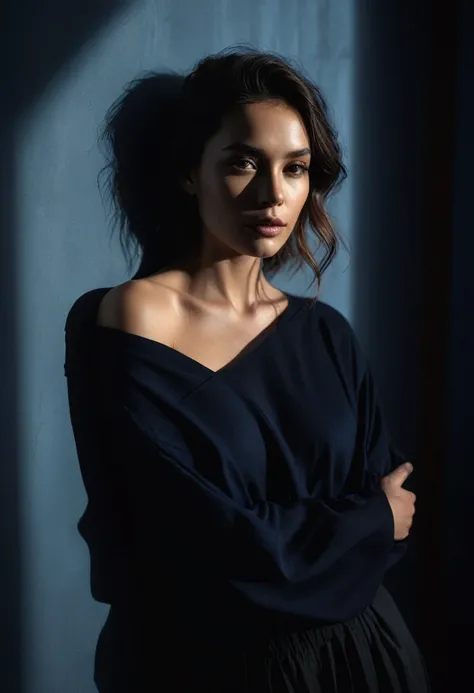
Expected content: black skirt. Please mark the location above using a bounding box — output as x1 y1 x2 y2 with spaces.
95 585 431 692
237 585 431 692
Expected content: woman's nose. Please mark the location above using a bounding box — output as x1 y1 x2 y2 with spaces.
256 172 284 207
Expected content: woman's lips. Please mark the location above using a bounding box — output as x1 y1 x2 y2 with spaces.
245 223 287 238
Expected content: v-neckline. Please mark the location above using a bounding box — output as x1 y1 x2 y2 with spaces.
96 293 306 377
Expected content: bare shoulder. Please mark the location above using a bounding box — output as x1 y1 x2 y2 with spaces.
96 274 182 342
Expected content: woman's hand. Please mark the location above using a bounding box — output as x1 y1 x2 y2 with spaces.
380 463 416 540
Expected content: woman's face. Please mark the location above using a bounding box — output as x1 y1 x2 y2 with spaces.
186 100 311 260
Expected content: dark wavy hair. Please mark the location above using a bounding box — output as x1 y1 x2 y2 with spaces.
98 47 347 290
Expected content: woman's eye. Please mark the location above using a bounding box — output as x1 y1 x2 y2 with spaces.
286 163 309 175
231 158 256 171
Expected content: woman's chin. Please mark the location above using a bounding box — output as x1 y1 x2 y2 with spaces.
201 229 288 261
240 236 286 259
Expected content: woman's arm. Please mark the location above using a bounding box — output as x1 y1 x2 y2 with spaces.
108 394 399 623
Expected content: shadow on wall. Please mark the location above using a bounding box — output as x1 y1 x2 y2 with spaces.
352 1 457 690
0 2 130 691
97 71 190 281
351 0 425 643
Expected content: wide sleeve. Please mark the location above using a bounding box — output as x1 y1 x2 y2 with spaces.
106 384 400 625
64 289 136 604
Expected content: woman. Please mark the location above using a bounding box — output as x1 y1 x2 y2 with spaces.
65 48 431 692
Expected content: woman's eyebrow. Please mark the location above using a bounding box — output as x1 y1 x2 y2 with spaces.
222 142 311 158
